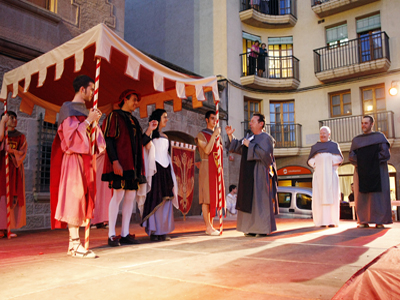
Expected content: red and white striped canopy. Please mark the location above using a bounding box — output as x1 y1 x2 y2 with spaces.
0 23 219 123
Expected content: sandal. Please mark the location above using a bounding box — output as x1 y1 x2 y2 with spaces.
71 238 96 259
67 236 74 255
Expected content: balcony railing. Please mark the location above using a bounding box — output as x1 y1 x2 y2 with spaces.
311 0 332 6
240 52 300 81
319 111 395 143
241 122 302 148
240 0 297 18
266 123 302 148
311 0 380 18
314 32 390 73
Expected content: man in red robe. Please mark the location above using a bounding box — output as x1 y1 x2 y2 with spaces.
50 75 105 258
0 111 27 238
195 110 225 236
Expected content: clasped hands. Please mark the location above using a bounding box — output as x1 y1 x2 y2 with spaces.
86 108 102 125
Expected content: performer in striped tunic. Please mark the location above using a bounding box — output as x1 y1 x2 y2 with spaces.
0 111 27 238
195 110 225 236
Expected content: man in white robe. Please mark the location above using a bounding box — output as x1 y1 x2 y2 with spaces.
307 126 343 227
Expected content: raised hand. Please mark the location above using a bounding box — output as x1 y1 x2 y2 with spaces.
148 120 158 131
225 125 235 136
1 114 9 124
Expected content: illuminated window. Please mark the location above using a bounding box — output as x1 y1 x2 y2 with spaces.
243 97 261 134
26 0 57 13
269 100 295 147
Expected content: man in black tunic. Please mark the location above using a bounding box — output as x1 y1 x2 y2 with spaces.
349 115 392 228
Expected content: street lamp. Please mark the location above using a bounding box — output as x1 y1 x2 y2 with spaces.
389 81 399 96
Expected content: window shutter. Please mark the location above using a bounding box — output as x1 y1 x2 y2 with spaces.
356 14 381 33
326 24 348 44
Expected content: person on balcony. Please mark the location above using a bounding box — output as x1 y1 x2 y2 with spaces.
257 43 267 77
307 126 343 227
249 41 259 76
349 115 392 229
225 113 277 237
0 111 27 238
260 0 269 14
250 0 260 11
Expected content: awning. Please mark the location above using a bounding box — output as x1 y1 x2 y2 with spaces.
0 23 220 123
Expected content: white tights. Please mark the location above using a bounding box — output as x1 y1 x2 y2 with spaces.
108 189 137 238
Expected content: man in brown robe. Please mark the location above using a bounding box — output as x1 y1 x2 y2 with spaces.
225 113 277 236
349 115 392 228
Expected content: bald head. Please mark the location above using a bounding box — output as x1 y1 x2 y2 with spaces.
320 126 331 143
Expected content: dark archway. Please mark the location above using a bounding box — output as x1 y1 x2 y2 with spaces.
165 130 195 145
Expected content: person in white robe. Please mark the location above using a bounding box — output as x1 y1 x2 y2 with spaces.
307 126 343 227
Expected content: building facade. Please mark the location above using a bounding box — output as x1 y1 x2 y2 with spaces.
0 0 125 229
125 0 400 203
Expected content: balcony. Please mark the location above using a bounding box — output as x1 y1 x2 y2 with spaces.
240 52 300 90
239 0 297 28
313 32 390 83
319 111 395 144
242 122 302 155
311 0 380 18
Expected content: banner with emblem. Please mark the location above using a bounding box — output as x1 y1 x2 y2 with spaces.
171 141 196 218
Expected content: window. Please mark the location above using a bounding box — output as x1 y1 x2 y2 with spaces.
36 114 58 194
278 192 292 208
279 0 291 15
268 0 291 15
361 84 388 137
269 101 295 147
357 14 382 62
296 193 311 210
362 84 385 114
26 0 57 12
268 37 293 79
243 97 261 134
326 24 348 48
330 90 351 117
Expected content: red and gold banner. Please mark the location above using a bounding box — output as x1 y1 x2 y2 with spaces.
171 141 196 216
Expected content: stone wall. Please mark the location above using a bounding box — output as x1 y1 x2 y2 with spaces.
0 0 125 230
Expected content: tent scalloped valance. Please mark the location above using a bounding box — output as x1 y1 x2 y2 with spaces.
0 23 220 123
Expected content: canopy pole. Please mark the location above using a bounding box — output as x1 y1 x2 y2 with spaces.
215 100 223 235
85 58 101 250
4 100 11 239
